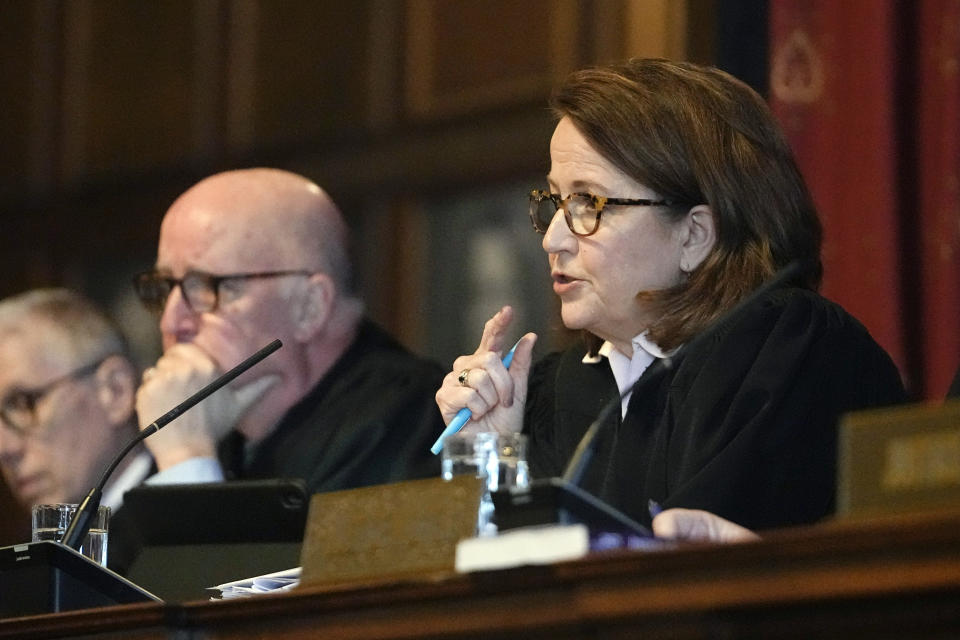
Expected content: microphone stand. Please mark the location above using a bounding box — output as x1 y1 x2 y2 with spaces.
61 339 283 551
561 358 673 487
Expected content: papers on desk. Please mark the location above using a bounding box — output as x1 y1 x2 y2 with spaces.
455 524 590 572
455 524 669 573
209 567 301 599
209 526 666 593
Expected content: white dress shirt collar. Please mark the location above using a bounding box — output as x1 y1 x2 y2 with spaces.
582 333 674 418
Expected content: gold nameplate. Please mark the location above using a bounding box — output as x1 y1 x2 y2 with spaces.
298 475 484 588
838 400 960 518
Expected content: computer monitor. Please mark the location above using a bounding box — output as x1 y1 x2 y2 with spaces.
0 540 160 617
116 478 308 602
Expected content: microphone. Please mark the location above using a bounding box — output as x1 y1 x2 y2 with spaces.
561 358 671 486
560 259 808 489
61 339 283 551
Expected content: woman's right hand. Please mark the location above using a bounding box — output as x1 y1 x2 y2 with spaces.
435 305 537 436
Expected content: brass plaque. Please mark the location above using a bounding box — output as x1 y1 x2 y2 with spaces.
838 400 960 518
299 475 484 588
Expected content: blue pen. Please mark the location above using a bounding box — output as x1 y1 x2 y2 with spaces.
430 340 521 455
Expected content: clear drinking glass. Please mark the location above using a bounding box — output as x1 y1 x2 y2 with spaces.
442 431 528 536
31 503 110 567
488 432 529 492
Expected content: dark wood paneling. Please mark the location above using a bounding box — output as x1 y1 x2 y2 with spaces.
253 1 373 147
405 0 580 118
0 1 39 198
0 0 709 351
77 1 196 179
431 0 559 91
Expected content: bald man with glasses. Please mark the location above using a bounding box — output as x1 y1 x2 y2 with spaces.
133 168 444 492
0 289 151 512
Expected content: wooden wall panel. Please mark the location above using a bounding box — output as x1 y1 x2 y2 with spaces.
0 1 40 199
252 1 374 147
405 0 579 118
623 0 690 60
0 0 713 316
67 1 196 180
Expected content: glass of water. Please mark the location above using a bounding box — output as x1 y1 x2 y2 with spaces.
442 431 528 536
487 432 529 492
31 503 110 567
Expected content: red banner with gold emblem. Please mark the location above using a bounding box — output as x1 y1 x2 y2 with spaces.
769 0 960 398
914 0 960 398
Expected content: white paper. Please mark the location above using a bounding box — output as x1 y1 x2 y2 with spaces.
209 567 301 599
455 524 590 572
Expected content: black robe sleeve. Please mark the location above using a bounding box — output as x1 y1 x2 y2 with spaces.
523 288 906 531
236 321 445 494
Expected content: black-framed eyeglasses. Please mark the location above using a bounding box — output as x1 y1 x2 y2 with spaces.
133 269 314 317
528 189 677 237
0 360 104 436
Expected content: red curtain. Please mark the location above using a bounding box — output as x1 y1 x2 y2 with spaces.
769 0 960 399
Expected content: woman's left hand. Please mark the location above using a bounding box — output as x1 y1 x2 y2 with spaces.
652 508 761 543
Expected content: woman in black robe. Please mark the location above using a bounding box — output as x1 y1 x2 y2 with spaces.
435 59 906 532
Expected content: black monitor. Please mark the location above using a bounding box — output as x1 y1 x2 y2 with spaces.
0 540 160 618
116 478 308 602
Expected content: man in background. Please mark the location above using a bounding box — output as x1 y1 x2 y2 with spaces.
0 289 151 513
134 167 443 491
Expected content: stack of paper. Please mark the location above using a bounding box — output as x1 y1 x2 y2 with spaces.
209 567 301 599
455 524 590 572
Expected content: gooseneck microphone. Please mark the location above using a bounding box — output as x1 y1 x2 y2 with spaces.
560 260 808 489
61 339 283 551
561 357 673 487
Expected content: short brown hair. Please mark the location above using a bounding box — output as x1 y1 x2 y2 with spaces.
551 58 822 350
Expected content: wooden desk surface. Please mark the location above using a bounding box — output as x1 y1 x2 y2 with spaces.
4 509 960 639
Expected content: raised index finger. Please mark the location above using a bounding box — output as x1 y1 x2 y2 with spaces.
476 305 515 356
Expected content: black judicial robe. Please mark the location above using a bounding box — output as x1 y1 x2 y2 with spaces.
524 287 907 531
109 323 444 576
218 320 444 493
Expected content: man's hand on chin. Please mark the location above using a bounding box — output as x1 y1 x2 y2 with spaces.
135 342 278 470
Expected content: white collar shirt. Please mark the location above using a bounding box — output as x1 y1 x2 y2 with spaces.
582 333 674 418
